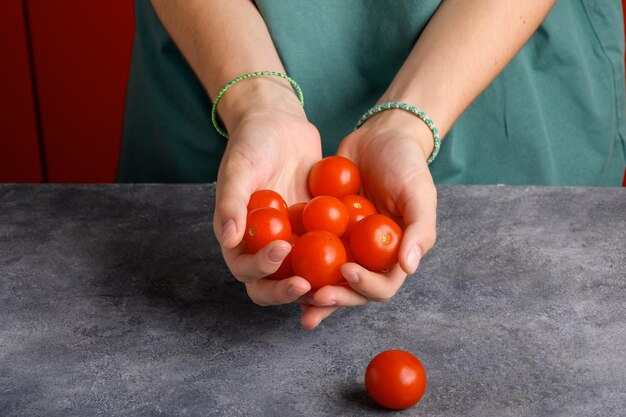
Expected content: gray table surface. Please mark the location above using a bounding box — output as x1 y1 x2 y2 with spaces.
0 184 625 417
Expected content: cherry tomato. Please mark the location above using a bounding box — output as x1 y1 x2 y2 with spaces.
350 214 402 271
341 237 356 263
291 230 346 290
243 207 291 253
266 234 298 280
288 202 307 236
308 156 360 198
302 196 349 236
340 195 377 237
365 350 427 410
247 189 289 217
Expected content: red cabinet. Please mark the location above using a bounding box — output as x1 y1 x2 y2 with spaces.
0 0 43 183
1 0 134 183
26 0 135 183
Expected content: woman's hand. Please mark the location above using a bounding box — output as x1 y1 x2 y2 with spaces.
297 0 557 328
299 110 438 328
212 82 322 309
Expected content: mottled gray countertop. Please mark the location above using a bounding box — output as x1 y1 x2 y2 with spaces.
0 184 625 417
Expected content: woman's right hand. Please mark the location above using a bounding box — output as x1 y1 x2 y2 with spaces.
212 78 323 309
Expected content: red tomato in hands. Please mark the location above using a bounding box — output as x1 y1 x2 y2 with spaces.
288 202 307 236
340 195 377 237
302 196 349 236
350 214 402 271
341 237 355 263
308 156 360 198
365 350 427 410
291 230 347 290
266 234 298 280
247 190 289 216
243 207 291 253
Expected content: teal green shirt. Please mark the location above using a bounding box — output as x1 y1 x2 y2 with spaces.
118 0 625 185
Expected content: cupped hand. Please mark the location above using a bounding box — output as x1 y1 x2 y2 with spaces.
213 107 322 308
299 110 438 328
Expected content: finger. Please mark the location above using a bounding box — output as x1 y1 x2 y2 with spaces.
397 175 437 274
213 155 255 249
305 283 369 307
300 304 339 330
222 239 293 283
245 276 311 306
341 262 407 302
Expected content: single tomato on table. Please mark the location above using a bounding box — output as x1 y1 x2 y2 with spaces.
365 349 427 410
242 207 291 254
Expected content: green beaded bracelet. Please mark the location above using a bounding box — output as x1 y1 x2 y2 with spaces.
354 101 441 165
211 71 305 139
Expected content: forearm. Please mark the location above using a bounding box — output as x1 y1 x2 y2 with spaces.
376 0 556 157
150 0 303 131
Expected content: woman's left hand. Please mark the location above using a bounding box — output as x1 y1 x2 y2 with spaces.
300 110 438 328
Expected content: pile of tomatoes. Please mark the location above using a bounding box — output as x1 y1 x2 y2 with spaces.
243 156 403 290
242 156 427 410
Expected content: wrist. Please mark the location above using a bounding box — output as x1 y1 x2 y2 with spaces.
217 76 306 134
360 107 435 163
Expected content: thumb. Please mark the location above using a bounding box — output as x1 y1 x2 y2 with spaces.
397 175 437 275
213 158 254 249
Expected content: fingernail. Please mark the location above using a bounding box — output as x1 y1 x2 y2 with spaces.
407 244 422 274
287 286 306 298
344 271 359 284
221 219 236 244
306 296 315 305
323 299 337 306
268 246 290 263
